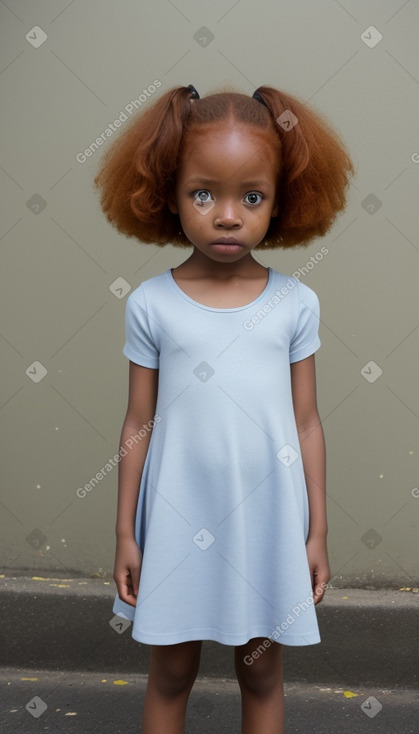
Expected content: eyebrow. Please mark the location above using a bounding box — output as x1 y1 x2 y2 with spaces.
185 178 271 188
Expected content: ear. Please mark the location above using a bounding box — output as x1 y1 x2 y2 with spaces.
168 189 178 214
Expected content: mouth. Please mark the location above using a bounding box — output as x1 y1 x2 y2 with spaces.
210 237 244 246
209 237 245 254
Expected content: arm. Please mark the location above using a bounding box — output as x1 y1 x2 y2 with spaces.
290 354 330 603
114 361 158 606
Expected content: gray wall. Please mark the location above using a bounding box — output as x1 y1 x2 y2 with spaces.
1 0 418 586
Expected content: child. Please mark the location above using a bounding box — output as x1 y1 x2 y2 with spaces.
95 83 354 733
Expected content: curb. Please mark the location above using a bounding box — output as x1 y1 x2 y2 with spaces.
0 575 417 688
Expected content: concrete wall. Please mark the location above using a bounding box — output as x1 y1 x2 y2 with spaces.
1 0 418 585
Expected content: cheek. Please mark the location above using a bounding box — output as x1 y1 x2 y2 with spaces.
180 199 209 228
187 215 213 244
184 212 205 235
253 210 271 228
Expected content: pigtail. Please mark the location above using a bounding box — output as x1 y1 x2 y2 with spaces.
94 86 193 244
254 86 355 248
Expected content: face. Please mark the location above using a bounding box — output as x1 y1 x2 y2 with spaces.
168 121 281 263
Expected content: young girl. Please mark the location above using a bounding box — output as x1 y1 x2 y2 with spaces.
95 83 354 733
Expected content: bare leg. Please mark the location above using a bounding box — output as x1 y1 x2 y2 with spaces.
142 640 202 734
235 638 284 734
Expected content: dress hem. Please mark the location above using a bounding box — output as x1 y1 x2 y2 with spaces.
128 627 321 647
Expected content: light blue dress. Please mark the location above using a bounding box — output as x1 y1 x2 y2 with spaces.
113 267 322 647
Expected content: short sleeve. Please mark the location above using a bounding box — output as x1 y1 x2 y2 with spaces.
289 282 321 363
122 288 159 368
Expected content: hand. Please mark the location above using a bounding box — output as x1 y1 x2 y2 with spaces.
305 535 330 605
113 537 142 607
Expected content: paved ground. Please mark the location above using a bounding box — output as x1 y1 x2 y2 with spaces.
0 575 418 732
0 577 417 688
1 668 418 733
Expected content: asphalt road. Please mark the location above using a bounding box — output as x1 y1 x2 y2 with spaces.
1 667 418 734
1 577 418 732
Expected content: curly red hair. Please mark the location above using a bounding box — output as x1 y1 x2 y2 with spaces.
94 84 354 249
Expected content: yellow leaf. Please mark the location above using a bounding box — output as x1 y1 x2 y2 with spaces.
344 690 360 698
113 679 128 686
32 576 73 582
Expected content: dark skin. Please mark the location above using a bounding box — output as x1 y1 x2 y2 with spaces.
114 120 330 733
168 120 280 307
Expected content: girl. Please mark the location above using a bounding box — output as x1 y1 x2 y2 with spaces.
95 83 354 733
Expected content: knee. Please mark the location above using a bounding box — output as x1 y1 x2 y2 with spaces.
156 666 197 697
151 645 201 698
235 640 282 697
236 664 278 697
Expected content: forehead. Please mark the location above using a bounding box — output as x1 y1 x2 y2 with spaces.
179 122 281 181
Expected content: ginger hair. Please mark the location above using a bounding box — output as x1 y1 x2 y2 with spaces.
94 84 355 249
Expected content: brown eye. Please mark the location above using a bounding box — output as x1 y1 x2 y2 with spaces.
194 190 212 204
245 192 263 205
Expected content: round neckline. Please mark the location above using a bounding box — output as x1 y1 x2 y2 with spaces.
168 267 273 312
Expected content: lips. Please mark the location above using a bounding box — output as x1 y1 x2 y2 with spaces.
209 237 244 246
209 238 245 255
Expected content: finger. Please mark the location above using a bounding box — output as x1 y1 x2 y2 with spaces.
131 566 141 598
114 572 137 607
313 577 328 605
123 566 141 602
119 587 137 606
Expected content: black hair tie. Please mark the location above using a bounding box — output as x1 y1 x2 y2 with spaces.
187 84 200 99
252 89 269 108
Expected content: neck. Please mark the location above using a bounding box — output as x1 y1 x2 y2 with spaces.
180 249 266 280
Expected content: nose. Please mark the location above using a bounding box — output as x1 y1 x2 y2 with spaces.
214 199 242 229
